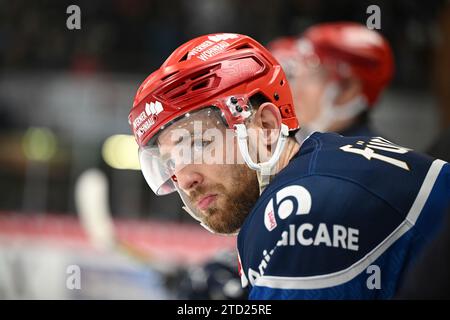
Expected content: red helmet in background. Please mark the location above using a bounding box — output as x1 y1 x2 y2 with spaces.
270 22 394 107
129 33 299 147
300 22 394 106
266 36 299 83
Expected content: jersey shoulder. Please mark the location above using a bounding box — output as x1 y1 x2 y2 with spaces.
281 132 441 217
237 133 450 298
238 174 401 282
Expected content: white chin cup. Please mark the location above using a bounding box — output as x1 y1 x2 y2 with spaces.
234 123 289 193
305 82 367 133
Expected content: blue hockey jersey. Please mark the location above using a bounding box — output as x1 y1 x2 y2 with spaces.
237 132 450 299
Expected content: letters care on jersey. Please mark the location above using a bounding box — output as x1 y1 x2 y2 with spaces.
237 133 450 299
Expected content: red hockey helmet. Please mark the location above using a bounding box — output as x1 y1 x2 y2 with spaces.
129 33 299 195
299 22 394 106
130 33 298 147
269 23 394 106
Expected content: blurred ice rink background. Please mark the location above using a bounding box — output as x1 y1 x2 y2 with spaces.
0 0 449 299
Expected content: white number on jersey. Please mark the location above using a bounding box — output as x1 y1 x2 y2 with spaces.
340 137 411 170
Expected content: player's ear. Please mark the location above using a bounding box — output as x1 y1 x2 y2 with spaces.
252 102 282 145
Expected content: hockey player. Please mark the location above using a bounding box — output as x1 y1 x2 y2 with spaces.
268 22 394 138
128 33 450 299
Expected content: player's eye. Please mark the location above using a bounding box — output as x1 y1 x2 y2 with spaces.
192 139 213 150
202 139 213 148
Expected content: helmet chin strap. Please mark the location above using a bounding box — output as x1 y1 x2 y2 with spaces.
234 123 289 194
304 82 368 134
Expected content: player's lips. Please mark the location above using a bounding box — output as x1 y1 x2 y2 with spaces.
197 194 217 210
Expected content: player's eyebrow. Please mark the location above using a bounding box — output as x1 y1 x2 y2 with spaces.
162 126 197 143
156 127 196 160
157 134 184 148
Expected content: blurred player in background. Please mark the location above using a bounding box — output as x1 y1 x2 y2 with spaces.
127 33 450 299
268 22 394 139
427 5 450 162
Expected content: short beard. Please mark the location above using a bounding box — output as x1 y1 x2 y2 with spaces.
191 165 259 234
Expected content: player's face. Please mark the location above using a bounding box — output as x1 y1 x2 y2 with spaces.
157 110 259 234
291 64 330 126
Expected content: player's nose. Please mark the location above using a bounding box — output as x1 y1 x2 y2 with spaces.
175 166 204 192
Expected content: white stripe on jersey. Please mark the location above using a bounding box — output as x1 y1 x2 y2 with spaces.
255 159 447 290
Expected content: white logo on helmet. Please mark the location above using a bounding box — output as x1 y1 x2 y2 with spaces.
145 100 164 116
208 33 239 42
133 100 164 139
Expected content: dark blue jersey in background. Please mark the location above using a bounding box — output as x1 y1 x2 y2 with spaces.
237 132 450 299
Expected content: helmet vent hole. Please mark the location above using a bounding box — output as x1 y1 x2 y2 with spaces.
280 79 285 86
170 90 187 99
235 44 252 50
161 71 179 81
190 69 210 80
191 80 209 91
179 52 189 62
